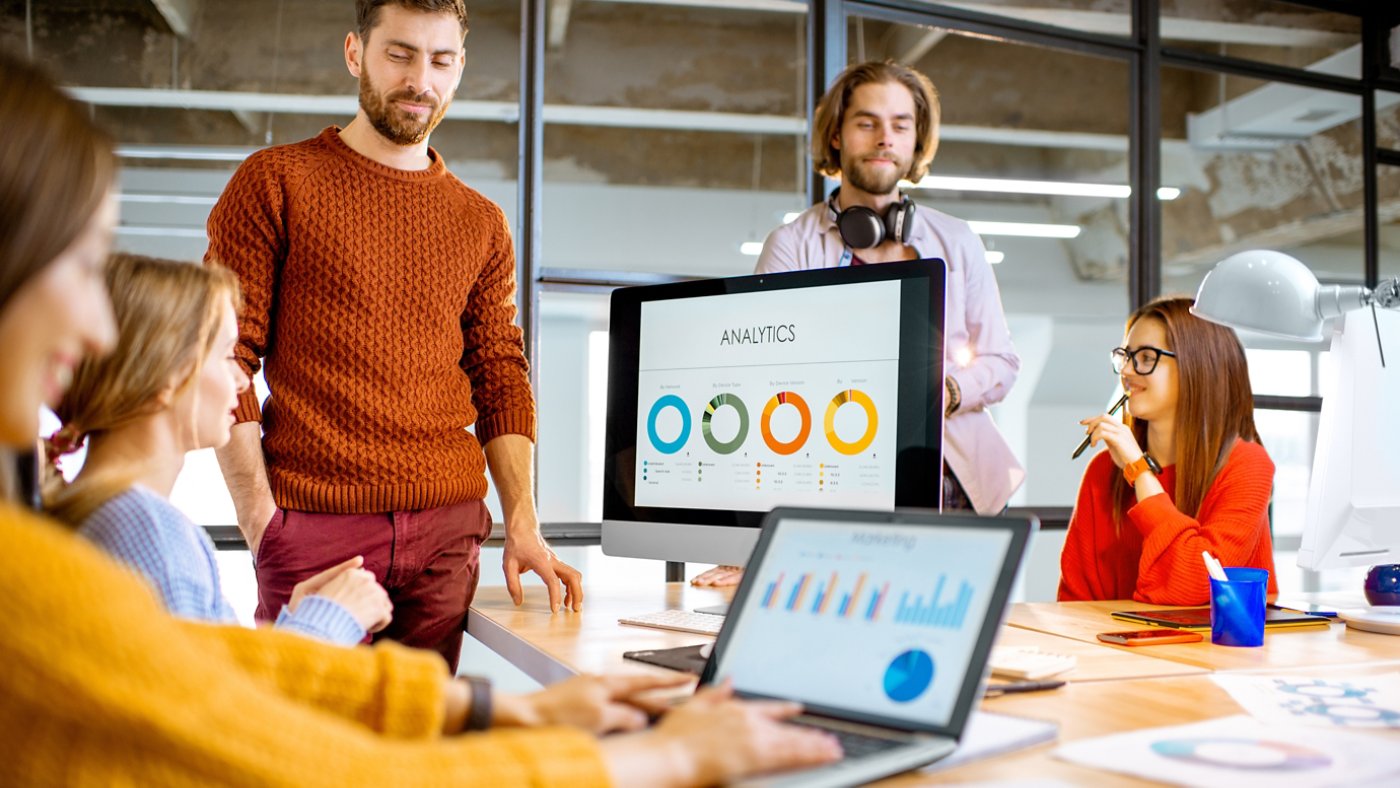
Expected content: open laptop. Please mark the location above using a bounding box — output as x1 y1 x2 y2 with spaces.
698 506 1035 787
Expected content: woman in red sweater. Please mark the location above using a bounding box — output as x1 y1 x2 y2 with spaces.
1059 296 1276 605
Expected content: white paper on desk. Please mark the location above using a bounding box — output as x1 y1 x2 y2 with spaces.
1213 673 1400 729
921 711 1058 774
1055 715 1400 787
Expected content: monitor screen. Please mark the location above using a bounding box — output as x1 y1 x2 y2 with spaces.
603 260 946 564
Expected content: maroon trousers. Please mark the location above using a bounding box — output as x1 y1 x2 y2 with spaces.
253 499 491 669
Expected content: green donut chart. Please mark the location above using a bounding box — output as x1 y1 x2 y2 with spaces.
701 393 750 454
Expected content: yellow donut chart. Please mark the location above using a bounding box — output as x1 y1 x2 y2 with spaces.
825 389 878 455
760 391 812 455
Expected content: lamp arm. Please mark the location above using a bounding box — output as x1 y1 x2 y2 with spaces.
1317 284 1370 321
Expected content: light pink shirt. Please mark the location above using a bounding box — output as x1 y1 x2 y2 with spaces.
756 201 1025 513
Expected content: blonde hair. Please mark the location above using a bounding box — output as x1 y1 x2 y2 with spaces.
45 254 242 527
811 60 941 183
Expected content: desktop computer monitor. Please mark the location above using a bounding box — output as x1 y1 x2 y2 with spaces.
1297 307 1400 570
602 259 947 565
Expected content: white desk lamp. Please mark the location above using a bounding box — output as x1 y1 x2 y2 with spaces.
1191 249 1400 341
1193 249 1400 634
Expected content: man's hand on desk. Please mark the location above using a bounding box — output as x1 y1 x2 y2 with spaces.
690 565 743 588
494 673 689 734
503 519 584 613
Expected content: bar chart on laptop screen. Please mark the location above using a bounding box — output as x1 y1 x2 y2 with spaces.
632 281 901 513
717 519 1012 727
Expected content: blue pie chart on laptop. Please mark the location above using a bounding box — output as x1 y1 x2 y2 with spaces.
883 649 935 703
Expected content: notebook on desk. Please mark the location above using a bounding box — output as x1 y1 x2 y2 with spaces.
697 506 1036 787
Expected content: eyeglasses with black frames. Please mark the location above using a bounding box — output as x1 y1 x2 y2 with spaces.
1111 345 1177 375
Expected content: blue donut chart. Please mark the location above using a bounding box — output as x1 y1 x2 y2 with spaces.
646 394 692 454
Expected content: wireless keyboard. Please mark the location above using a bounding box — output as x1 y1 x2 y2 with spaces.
618 609 725 636
987 646 1077 680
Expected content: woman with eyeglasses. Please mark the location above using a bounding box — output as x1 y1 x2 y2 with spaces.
1058 296 1277 605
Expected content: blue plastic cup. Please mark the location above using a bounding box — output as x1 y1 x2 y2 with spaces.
1210 567 1268 647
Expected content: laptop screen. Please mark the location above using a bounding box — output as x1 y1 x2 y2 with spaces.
708 512 1020 733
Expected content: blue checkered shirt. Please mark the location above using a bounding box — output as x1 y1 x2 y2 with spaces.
79 487 364 646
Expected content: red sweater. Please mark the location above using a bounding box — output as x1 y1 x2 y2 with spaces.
206 128 534 514
1058 440 1277 605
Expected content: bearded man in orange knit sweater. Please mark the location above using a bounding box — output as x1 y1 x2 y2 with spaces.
206 0 581 669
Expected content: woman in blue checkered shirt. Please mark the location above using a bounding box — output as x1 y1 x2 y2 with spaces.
43 253 392 644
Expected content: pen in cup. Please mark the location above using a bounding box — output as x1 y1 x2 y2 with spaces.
1071 393 1128 460
1202 551 1228 582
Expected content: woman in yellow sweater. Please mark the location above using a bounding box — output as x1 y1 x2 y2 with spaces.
0 49 839 786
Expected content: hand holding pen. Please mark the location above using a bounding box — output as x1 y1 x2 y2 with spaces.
1071 393 1128 460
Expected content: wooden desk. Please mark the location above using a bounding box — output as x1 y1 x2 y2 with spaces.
468 585 1204 684
468 586 1400 785
1007 600 1400 672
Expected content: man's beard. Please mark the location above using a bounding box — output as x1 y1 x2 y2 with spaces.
358 67 450 146
843 153 907 196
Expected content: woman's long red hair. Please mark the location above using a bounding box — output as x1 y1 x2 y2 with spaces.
1111 296 1262 525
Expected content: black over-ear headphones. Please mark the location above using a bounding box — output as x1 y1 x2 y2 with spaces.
829 188 916 250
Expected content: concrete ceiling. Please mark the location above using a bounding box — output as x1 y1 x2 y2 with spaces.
0 0 1385 284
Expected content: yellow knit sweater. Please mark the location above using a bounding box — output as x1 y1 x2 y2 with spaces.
0 504 611 786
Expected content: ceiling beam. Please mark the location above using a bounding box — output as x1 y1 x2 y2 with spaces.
935 2 1355 48
147 0 201 38
67 86 805 135
887 26 948 66
69 86 1200 151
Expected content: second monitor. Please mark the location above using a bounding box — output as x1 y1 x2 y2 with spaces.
603 259 948 565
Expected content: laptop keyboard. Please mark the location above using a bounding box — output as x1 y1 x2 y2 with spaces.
788 719 910 759
618 609 724 635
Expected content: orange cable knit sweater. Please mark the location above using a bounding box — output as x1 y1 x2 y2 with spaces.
0 505 608 785
206 127 534 513
1058 440 1277 606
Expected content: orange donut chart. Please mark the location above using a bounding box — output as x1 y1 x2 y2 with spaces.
825 389 879 455
760 391 812 455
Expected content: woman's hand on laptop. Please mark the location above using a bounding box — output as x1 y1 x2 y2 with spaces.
601 679 843 788
494 673 690 734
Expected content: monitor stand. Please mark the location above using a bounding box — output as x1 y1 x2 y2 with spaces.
1338 608 1400 635
693 604 730 616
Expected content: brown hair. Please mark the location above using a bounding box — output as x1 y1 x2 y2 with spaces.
1111 296 1262 525
0 50 116 502
45 254 242 527
356 0 470 41
811 60 940 183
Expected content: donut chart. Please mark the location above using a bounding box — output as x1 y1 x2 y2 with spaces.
701 393 750 454
824 389 878 455
760 391 812 455
646 394 691 454
1149 738 1331 771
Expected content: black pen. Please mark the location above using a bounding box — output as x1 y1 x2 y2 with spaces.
984 679 1066 698
1071 393 1128 460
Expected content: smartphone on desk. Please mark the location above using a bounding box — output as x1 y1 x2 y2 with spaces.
1097 629 1204 646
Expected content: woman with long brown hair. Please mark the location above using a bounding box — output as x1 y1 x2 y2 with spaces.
1059 296 1276 605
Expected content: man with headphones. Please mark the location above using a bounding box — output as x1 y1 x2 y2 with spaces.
757 60 1023 516
694 61 1024 588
